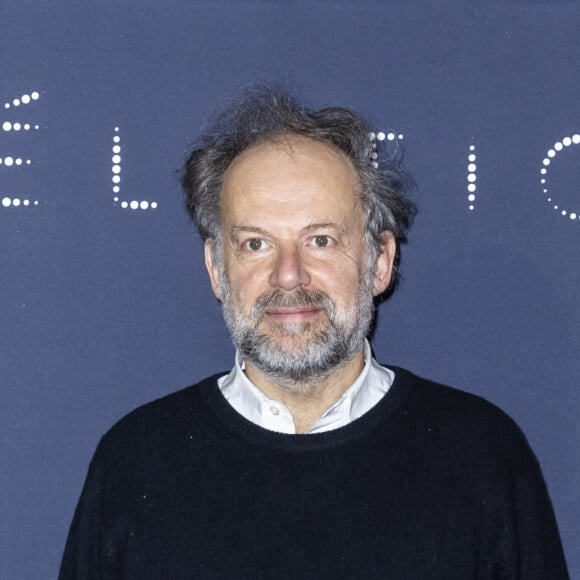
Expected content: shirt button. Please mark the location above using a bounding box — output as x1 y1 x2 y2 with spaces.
269 405 280 416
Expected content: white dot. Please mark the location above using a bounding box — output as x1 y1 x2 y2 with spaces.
140 201 149 210
540 168 547 175
2 197 11 207
121 201 128 208
151 202 158 209
5 157 14 166
543 158 550 166
573 134 580 144
469 205 474 211
467 183 476 192
113 186 120 193
562 210 567 216
14 123 22 131
554 205 558 210
467 173 477 183
112 155 121 164
468 154 476 162
112 175 121 184
15 158 22 166
4 103 9 109
13 99 20 106
467 163 477 172
563 137 572 147
34 125 39 130
540 179 546 184
26 159 31 165
397 134 404 140
547 149 555 158
13 198 21 207
543 189 548 194
371 161 378 168
469 145 475 151
468 194 476 202
570 213 577 220
31 92 39 100
372 142 377 149
114 126 119 132
387 132 396 141
0 158 2 165
21 94 31 104
112 164 121 174
368 132 376 140
24 124 30 130
112 145 121 154
547 198 552 202
130 200 139 209
2 122 11 131
370 152 378 160
23 199 30 206
554 142 563 151
377 132 386 141
113 136 120 143
34 201 38 205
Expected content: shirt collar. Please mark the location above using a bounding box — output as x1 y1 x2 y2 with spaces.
217 340 394 434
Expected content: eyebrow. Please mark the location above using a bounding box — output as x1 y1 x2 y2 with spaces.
229 222 343 241
229 225 270 242
302 222 342 233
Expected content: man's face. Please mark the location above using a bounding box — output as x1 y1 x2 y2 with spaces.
205 136 395 384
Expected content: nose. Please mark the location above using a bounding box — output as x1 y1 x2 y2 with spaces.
269 243 311 291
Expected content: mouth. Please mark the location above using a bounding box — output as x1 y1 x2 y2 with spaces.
264 307 323 323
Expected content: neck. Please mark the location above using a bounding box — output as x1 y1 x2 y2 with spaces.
244 350 366 434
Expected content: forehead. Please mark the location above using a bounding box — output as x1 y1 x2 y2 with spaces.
220 135 362 222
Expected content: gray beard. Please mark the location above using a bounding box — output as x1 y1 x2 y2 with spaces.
219 269 375 386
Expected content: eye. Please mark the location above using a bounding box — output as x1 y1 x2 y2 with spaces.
243 238 267 252
311 235 333 248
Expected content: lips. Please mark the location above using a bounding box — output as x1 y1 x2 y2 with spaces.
265 307 323 322
266 306 320 314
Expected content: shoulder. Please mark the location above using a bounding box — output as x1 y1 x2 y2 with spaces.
391 366 518 422
388 366 534 459
93 373 226 462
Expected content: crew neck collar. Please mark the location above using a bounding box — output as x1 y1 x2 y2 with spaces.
198 366 415 452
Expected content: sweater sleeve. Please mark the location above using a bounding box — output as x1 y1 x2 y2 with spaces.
496 426 569 579
58 438 129 580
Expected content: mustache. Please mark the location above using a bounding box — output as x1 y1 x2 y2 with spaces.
251 289 335 320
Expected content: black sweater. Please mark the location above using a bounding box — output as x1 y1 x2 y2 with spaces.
60 368 569 579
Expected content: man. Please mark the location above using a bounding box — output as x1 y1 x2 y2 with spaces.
60 88 568 578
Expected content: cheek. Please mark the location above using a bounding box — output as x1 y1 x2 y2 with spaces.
227 267 269 308
312 263 362 302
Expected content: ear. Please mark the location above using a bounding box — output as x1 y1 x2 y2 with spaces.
204 239 223 302
372 231 397 297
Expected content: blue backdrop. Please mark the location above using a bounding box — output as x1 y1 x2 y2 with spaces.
1 1 578 577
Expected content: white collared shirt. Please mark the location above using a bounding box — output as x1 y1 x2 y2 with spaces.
217 340 395 434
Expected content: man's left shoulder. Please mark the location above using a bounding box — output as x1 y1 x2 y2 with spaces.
388 366 532 454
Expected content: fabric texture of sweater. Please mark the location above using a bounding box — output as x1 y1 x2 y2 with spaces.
59 367 569 579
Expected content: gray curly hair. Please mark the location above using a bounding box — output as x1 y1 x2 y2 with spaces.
181 86 416 294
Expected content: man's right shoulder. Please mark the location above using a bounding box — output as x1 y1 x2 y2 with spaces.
95 373 226 456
